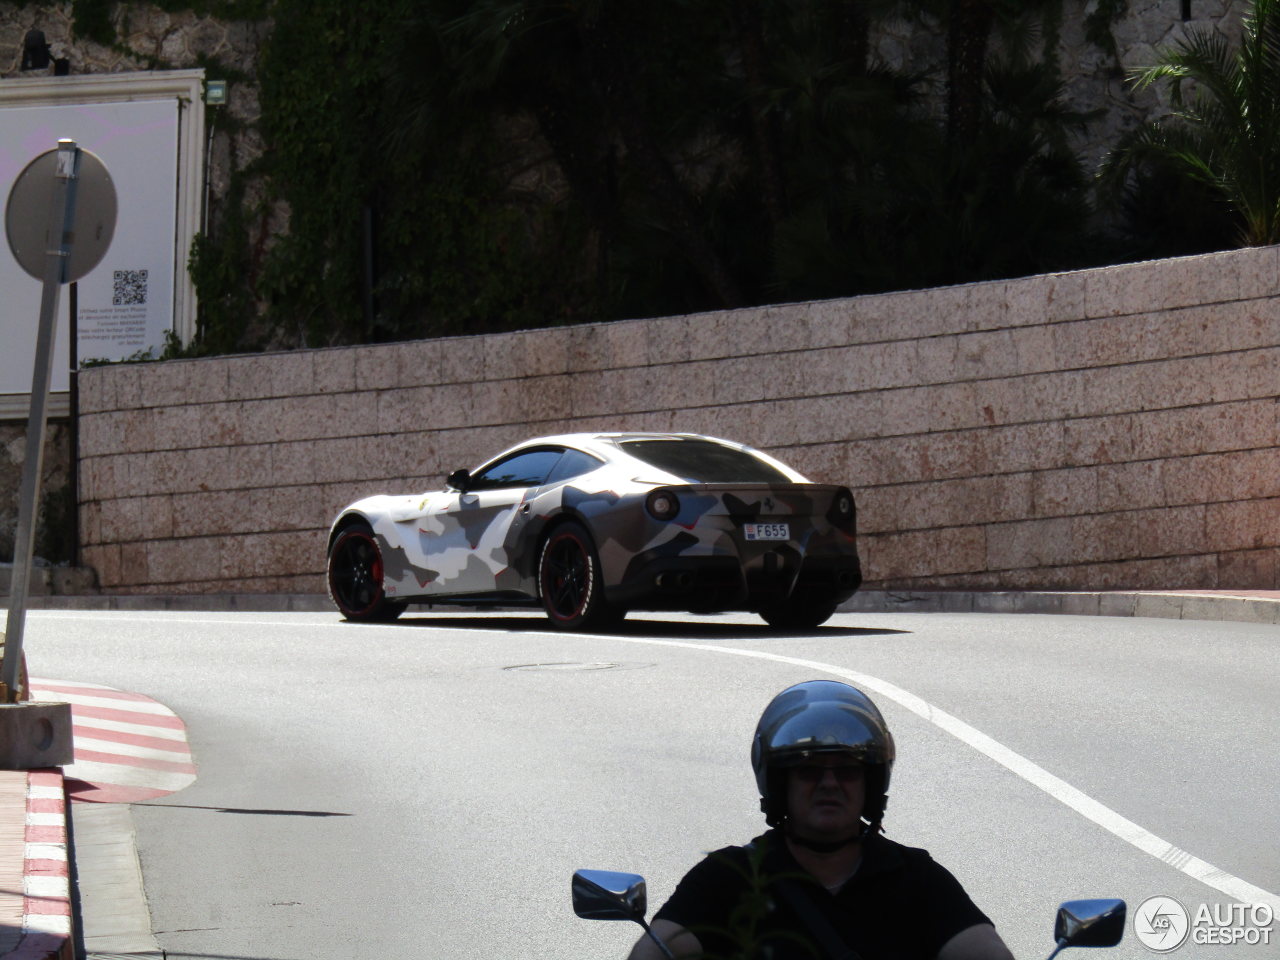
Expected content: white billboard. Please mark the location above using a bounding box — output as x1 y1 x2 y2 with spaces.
0 71 204 418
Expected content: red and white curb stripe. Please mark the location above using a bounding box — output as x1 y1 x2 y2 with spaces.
3 682 194 959
29 678 196 803
7 770 71 960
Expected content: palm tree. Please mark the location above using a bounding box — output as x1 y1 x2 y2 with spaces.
895 0 1068 145
1099 0 1280 246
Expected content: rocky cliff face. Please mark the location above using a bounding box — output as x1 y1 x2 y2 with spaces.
0 2 1248 180
0 422 72 566
868 2 1244 170
0 2 269 229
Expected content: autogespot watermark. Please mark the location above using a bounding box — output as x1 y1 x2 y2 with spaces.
1134 895 1275 952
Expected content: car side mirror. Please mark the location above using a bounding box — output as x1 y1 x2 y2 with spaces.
1048 899 1126 959
446 469 471 492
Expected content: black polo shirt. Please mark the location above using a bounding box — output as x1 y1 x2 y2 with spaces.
653 829 993 960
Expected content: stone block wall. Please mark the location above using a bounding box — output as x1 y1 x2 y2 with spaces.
73 245 1280 595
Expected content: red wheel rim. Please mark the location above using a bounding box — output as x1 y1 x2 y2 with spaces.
541 532 591 621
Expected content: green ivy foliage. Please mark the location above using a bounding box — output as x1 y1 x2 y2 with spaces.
187 165 259 354
253 0 387 345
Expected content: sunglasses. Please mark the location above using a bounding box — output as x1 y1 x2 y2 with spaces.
791 763 865 784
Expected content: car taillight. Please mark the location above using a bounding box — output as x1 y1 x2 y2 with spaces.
646 489 680 521
827 488 856 531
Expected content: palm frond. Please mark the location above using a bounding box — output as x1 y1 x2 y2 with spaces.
1112 0 1280 246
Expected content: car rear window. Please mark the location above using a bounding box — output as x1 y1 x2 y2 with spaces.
618 439 792 483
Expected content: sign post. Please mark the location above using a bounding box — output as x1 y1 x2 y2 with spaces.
2 140 115 719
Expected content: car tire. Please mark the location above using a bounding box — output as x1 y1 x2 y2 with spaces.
758 599 837 630
538 521 620 631
327 521 406 622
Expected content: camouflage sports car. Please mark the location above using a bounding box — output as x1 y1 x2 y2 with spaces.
326 433 861 630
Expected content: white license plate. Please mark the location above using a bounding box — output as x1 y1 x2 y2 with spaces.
744 523 790 541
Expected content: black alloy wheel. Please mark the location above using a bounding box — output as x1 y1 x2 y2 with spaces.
327 521 405 622
538 522 621 631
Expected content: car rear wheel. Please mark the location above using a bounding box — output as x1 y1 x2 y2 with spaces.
538 522 622 631
328 521 405 622
758 599 837 630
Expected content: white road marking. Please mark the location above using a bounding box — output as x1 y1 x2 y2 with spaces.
29 613 338 627
30 675 198 802
58 759 196 791
39 690 176 715
34 678 121 690
29 610 1279 908
69 716 188 742
26 843 67 861
24 914 70 935
26 875 69 898
71 735 191 761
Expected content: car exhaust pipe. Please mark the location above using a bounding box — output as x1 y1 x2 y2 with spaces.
655 572 693 592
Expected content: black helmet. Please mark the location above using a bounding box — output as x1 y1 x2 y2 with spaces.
751 680 895 831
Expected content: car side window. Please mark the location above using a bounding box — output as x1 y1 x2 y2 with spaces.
545 448 604 485
470 448 564 490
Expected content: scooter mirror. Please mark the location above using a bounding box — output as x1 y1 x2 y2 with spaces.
1054 899 1126 948
572 869 648 922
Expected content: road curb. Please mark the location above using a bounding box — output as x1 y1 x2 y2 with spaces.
840 589 1280 624
22 589 1280 625
0 769 72 960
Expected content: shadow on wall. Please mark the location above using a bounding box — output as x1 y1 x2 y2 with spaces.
0 421 75 566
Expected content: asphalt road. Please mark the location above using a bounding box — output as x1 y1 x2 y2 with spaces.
22 608 1280 960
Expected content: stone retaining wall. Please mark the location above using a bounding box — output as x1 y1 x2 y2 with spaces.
75 246 1280 595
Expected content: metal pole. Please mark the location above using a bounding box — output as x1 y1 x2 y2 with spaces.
2 139 79 703
69 280 81 568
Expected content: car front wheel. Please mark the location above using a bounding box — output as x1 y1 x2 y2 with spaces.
328 521 405 622
538 522 621 631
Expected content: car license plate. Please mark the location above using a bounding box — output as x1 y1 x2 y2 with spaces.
744 523 790 541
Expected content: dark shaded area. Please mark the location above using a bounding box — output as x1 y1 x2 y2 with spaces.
133 801 352 817
375 612 911 641
186 2 1172 354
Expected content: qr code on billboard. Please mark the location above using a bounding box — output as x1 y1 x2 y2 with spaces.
112 269 148 306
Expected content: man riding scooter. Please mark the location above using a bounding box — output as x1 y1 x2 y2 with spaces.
627 680 1016 960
